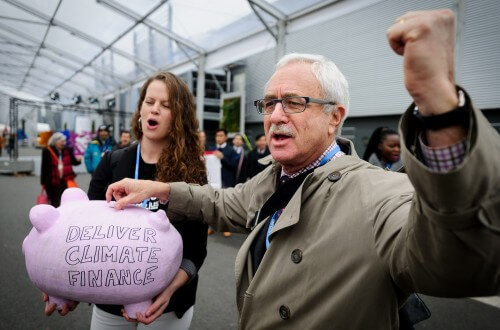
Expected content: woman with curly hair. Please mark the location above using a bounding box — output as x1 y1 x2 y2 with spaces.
73 72 208 328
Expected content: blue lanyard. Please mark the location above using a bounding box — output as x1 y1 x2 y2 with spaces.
319 145 340 166
134 143 150 209
134 142 141 180
266 144 341 249
266 210 282 249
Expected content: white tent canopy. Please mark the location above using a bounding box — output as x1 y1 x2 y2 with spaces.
0 0 337 102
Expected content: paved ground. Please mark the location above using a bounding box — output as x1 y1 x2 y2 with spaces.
0 170 499 329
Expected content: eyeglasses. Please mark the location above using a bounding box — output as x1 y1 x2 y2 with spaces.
254 96 336 115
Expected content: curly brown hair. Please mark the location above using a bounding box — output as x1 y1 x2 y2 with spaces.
131 72 207 185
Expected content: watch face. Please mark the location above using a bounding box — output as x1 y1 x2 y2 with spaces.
457 89 466 107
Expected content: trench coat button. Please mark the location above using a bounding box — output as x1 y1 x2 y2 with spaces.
327 171 342 182
279 305 291 320
291 249 302 264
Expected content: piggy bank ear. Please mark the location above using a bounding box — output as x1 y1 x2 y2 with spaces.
149 210 170 232
61 187 89 205
29 204 59 232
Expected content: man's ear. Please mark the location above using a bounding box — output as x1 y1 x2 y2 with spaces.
328 105 346 135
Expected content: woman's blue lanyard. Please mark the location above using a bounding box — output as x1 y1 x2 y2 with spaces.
266 144 341 248
134 143 150 209
134 142 141 180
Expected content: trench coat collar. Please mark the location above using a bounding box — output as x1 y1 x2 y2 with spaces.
264 137 361 247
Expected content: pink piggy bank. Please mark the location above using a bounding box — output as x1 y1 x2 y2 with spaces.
22 188 182 317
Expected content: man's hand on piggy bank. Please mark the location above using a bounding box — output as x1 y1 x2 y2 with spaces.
42 292 79 316
106 178 171 210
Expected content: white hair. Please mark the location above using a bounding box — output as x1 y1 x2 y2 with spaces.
267 53 350 134
48 132 66 147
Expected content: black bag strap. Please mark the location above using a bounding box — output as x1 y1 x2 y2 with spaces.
251 168 314 229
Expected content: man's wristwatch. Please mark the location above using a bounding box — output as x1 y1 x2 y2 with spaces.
413 89 468 130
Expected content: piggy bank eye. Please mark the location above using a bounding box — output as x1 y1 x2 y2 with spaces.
29 204 59 232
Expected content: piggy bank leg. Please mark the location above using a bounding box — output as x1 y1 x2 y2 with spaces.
48 296 71 311
123 300 152 319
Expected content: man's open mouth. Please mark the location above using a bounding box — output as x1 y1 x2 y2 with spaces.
272 133 291 141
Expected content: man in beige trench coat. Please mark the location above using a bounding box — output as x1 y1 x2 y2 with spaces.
106 9 500 329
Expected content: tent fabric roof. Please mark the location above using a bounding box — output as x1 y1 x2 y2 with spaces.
0 0 334 102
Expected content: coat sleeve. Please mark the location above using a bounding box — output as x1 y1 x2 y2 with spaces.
167 171 272 234
376 89 500 297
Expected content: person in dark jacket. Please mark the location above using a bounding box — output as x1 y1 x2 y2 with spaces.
111 130 131 151
40 132 81 207
210 128 237 237
245 133 270 179
213 128 238 188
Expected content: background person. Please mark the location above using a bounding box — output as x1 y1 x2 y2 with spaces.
211 128 237 237
232 133 247 184
198 130 207 152
362 126 388 161
0 132 5 157
7 132 15 157
40 132 81 207
245 133 270 179
84 125 114 174
112 130 131 150
106 10 499 329
198 130 214 152
365 127 403 171
213 128 238 188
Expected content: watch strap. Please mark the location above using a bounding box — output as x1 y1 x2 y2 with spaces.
413 89 468 130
